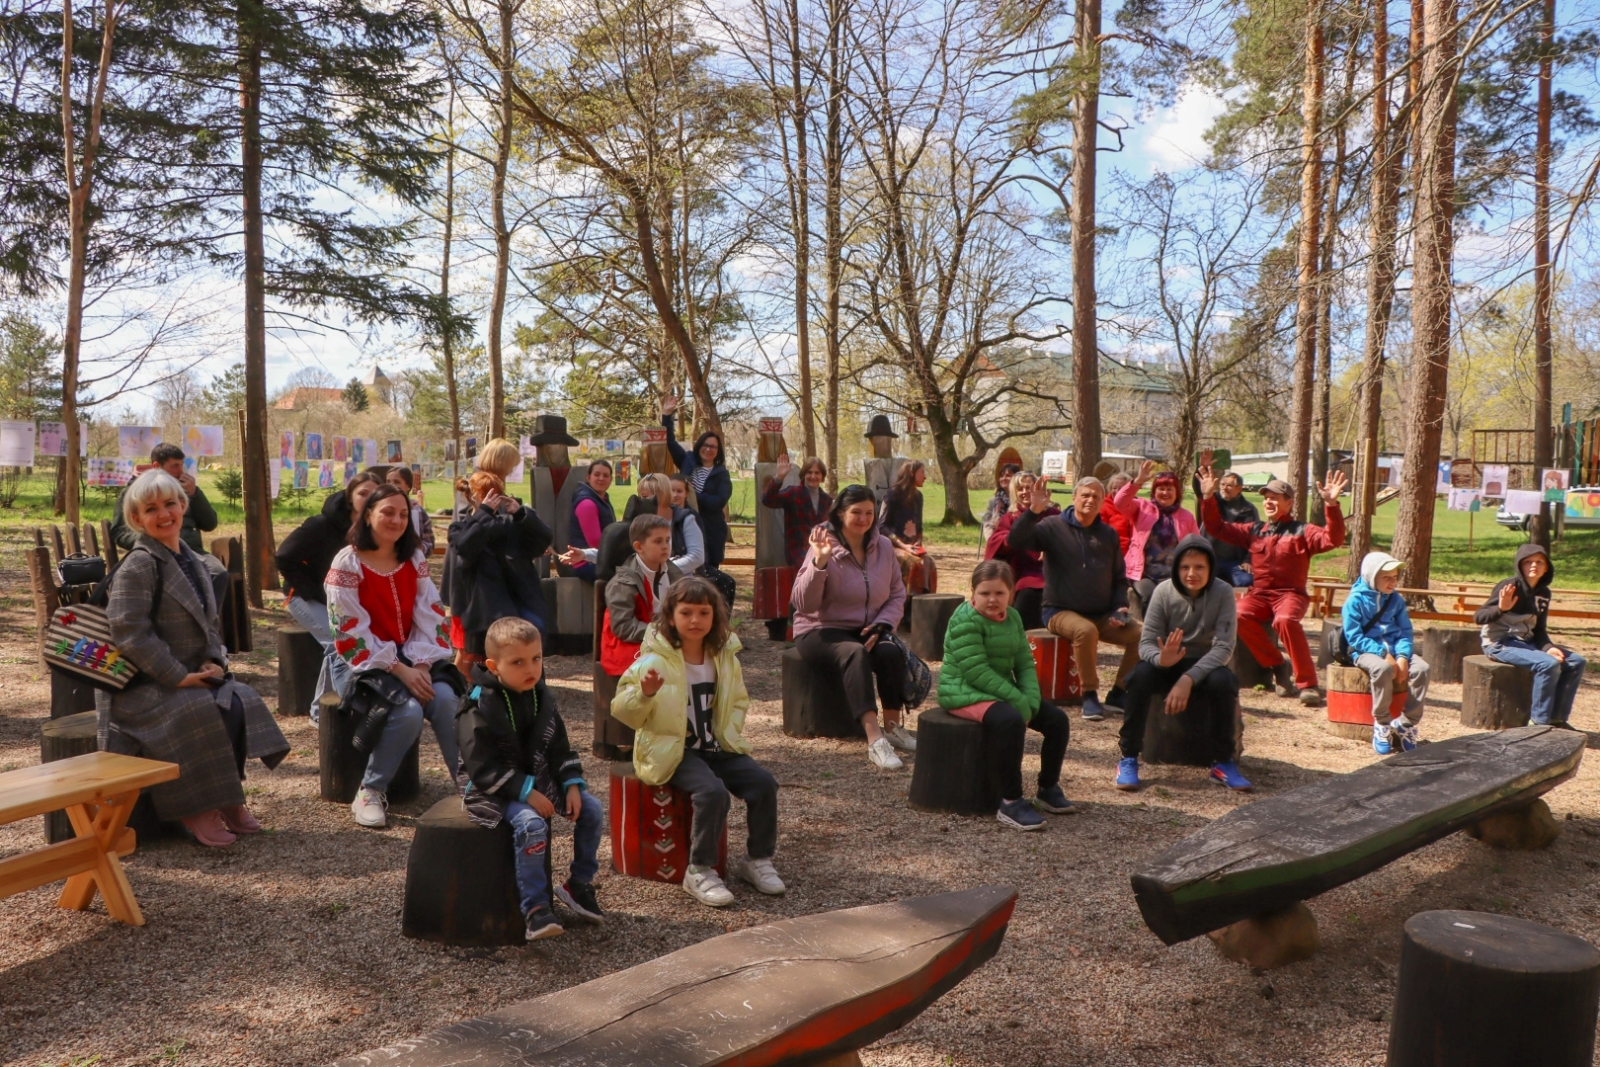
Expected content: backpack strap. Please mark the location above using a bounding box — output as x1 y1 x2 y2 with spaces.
89 544 164 620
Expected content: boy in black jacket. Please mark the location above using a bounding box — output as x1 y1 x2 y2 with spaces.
1475 544 1587 728
456 617 603 940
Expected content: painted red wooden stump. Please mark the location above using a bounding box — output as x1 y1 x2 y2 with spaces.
609 762 726 884
1027 629 1082 704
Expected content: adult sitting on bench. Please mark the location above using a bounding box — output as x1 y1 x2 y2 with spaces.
110 442 228 609
1475 544 1586 729
1007 475 1140 722
1198 459 1347 707
1116 535 1248 792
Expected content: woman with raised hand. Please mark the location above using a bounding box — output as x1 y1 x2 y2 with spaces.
102 469 288 847
984 471 1058 631
661 395 733 569
327 484 462 828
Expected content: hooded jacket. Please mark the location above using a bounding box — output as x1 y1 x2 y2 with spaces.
1112 481 1200 581
446 498 554 635
1006 506 1129 619
1137 534 1238 683
611 627 751 785
936 602 1041 720
455 665 584 828
275 489 356 604
1342 551 1414 660
1474 543 1556 650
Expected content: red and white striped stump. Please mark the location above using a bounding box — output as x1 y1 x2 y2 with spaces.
609 763 726 884
1027 629 1082 704
1325 664 1407 740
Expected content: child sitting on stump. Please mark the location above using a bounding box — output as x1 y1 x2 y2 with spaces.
599 514 685 676
937 560 1076 831
1475 544 1587 729
1117 535 1249 793
612 577 785 907
1342 551 1430 754
456 618 604 941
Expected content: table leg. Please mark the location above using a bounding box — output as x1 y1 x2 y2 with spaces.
58 790 144 925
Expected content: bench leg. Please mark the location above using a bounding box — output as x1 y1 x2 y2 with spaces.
59 790 144 925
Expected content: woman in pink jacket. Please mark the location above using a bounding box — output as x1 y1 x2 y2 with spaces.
1113 461 1200 612
791 484 910 771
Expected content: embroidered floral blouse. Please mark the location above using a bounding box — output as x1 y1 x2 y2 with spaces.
324 546 451 672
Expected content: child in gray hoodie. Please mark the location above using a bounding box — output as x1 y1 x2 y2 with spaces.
1116 535 1248 792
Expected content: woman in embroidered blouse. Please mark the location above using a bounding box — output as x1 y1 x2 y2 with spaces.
325 483 461 829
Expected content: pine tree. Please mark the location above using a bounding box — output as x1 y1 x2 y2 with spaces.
343 379 370 413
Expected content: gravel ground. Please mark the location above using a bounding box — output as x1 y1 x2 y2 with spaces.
5 546 1600 1067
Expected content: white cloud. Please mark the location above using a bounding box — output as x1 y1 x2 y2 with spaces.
1138 87 1228 173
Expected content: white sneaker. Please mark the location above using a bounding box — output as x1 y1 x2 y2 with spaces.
350 788 388 828
731 856 787 896
885 724 918 753
682 865 735 907
868 737 904 770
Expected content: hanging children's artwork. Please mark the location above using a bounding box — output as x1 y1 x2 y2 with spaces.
318 461 335 488
331 436 348 462
293 461 309 489
1480 464 1509 498
118 426 161 459
306 433 323 461
281 431 295 465
385 439 403 463
182 425 225 457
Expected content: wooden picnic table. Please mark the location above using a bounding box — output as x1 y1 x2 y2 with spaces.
1308 579 1600 625
0 751 179 926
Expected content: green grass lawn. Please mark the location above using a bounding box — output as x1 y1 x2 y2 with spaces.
5 469 1596 591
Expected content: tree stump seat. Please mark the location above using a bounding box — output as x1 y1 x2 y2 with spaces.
1229 637 1283 691
1325 663 1408 740
401 795 534 947
609 762 725 884
317 702 420 804
1140 689 1245 766
781 647 865 739
276 625 323 717
1462 655 1533 730
39 712 176 845
908 708 998 816
907 593 965 662
1026 629 1082 704
1421 625 1477 685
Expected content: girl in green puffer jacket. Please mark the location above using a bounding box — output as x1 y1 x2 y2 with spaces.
938 560 1077 830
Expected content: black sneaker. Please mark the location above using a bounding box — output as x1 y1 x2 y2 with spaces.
1034 784 1079 814
555 880 605 923
1103 686 1126 713
524 907 564 941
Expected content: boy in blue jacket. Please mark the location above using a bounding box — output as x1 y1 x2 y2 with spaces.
1342 551 1430 754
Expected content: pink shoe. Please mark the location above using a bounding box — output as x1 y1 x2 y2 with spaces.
182 810 238 847
220 804 262 835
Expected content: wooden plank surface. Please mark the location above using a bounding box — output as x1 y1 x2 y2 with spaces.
0 752 179 825
1131 727 1585 945
335 886 1017 1067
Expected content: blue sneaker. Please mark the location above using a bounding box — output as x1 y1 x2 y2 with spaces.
1081 694 1106 722
1372 722 1394 755
997 797 1045 831
1392 720 1419 751
1035 784 1079 814
1115 757 1141 791
1209 761 1253 791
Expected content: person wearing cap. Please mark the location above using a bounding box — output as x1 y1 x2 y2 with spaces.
1112 459 1201 617
1342 551 1430 754
1474 544 1586 729
1116 534 1249 792
1198 458 1348 706
1195 470 1259 587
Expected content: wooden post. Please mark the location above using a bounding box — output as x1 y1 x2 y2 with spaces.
1388 910 1600 1067
100 519 117 567
276 626 323 717
754 416 791 574
26 545 59 665
1461 656 1533 729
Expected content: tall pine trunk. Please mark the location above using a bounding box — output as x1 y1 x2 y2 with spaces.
486 0 512 440
1311 45 1351 526
1391 0 1459 586
822 0 845 490
1530 0 1554 547
441 69 462 471
1288 0 1324 519
1069 0 1102 481
240 7 274 604
788 0 815 459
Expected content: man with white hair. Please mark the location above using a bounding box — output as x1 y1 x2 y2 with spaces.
1008 476 1142 721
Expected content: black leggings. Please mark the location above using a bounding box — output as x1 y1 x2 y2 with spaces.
1120 659 1239 762
795 627 906 718
1014 587 1044 631
217 693 247 778
984 701 1070 800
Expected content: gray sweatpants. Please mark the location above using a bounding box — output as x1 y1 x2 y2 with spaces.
1355 652 1429 726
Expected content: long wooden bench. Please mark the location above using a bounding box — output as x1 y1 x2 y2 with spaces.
1131 727 1584 954
336 885 1016 1067
0 752 179 926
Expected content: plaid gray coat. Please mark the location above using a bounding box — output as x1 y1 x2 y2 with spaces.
96 535 288 821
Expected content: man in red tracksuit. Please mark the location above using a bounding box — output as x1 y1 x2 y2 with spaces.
1198 467 1348 706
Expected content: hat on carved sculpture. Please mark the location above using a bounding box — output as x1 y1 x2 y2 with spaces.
528 414 580 446
864 415 900 440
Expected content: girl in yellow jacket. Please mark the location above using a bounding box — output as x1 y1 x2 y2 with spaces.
612 576 785 907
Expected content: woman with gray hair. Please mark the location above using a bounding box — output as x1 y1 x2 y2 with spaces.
99 469 289 847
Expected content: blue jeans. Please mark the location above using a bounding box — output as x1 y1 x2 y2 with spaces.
1220 560 1254 588
360 681 461 791
505 791 603 915
1484 639 1587 725
285 595 351 719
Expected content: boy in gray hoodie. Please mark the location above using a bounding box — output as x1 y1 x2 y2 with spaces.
1116 534 1248 792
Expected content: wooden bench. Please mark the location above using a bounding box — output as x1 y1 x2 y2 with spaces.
0 752 179 926
335 885 1017 1067
1132 727 1584 966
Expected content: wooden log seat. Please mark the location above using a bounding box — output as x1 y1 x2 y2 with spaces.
908 708 999 816
1420 625 1477 685
1462 655 1534 730
1388 910 1600 1067
753 565 796 621
401 796 544 947
542 576 594 657
49 666 98 720
276 625 323 717
1026 629 1082 704
1140 690 1244 767
907 592 965 663
40 712 178 846
334 885 1018 1067
317 701 420 805
609 762 725 883
1131 727 1585 949
592 668 627 760
1325 663 1408 740
1228 637 1280 692
781 646 866 740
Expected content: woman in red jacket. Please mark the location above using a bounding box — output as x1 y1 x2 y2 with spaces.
984 471 1058 630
